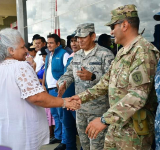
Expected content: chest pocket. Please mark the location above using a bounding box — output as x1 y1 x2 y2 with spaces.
89 61 102 69
72 62 81 70
72 61 81 81
116 61 130 88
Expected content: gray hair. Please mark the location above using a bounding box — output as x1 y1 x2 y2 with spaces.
0 28 22 62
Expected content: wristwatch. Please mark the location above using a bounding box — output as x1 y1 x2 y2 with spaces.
91 73 96 81
100 116 109 126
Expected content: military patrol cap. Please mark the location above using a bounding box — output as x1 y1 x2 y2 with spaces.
75 23 95 37
105 4 138 26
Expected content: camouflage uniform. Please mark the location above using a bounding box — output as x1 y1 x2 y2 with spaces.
58 23 114 150
78 5 160 150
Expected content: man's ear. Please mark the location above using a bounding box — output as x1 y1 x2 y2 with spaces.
8 47 14 56
92 33 96 41
122 20 129 32
57 42 60 47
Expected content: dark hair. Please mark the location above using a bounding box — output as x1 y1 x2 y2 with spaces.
28 47 36 52
35 36 46 43
60 38 66 48
25 43 32 50
98 34 111 41
98 34 112 49
67 36 71 48
39 46 47 55
28 44 36 51
47 34 61 44
126 17 140 30
32 34 40 41
89 32 95 37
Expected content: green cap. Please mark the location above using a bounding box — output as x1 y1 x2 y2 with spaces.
105 4 138 26
75 23 95 37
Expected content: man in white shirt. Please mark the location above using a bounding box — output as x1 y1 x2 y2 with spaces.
43 34 69 150
34 36 46 72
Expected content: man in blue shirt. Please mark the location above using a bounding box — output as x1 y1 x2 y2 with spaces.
43 34 69 150
58 30 81 150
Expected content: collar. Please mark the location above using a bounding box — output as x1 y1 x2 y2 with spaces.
48 45 63 58
79 43 99 58
54 45 63 54
115 35 141 62
69 52 74 58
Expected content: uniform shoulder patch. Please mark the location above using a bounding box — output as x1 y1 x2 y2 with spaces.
132 71 143 85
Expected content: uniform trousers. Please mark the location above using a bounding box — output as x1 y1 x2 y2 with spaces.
76 112 107 150
104 121 154 150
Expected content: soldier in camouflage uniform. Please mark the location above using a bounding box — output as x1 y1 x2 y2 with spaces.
57 23 114 150
72 4 160 150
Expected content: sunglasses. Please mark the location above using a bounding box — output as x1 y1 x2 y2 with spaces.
110 20 124 30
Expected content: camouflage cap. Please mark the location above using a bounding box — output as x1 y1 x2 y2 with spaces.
75 23 95 37
105 4 138 26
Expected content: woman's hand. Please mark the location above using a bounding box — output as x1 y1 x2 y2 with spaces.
26 56 36 71
26 56 34 64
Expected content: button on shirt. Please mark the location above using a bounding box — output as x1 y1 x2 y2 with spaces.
46 52 69 88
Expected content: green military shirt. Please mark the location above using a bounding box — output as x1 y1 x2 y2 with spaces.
78 35 160 126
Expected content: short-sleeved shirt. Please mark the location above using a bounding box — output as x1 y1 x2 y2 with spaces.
0 59 49 150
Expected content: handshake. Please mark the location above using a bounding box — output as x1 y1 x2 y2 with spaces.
64 95 82 111
56 81 82 111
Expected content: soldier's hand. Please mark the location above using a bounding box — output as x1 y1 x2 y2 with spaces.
67 95 82 110
57 81 66 97
65 97 81 110
70 95 81 101
85 117 107 139
77 67 92 81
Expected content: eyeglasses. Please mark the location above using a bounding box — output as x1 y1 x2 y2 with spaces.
110 21 124 30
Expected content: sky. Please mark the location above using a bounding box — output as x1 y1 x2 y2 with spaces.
26 0 160 43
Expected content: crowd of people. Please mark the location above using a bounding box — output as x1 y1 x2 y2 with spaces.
0 3 160 150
